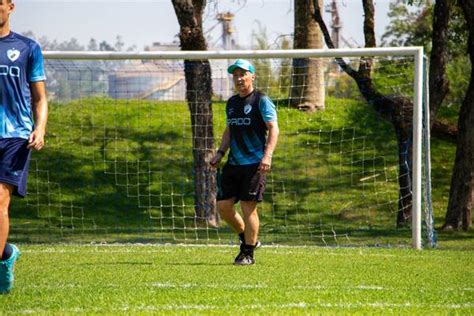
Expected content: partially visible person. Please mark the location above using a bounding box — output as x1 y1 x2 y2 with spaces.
210 59 279 265
0 0 48 293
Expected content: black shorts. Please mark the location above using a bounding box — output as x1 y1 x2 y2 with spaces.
0 138 31 197
217 163 266 203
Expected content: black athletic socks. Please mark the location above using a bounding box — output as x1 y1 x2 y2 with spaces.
1 243 13 261
238 232 245 244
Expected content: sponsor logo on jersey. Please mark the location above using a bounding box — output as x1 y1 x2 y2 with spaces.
0 65 20 77
7 49 20 62
227 117 251 126
244 104 252 115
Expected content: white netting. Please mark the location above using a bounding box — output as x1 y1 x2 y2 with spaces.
10 50 433 247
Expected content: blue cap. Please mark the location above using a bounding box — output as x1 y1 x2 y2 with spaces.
227 59 255 74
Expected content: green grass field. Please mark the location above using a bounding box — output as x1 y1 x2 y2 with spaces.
1 244 472 315
2 62 474 314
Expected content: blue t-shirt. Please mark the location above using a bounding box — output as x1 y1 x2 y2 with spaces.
0 32 46 139
226 90 277 165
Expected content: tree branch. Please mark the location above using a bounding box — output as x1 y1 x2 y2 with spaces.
312 0 358 79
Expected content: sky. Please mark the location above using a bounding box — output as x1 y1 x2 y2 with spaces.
12 0 392 51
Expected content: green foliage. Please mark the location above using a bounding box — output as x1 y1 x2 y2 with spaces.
1 245 472 314
381 0 470 119
446 6 469 59
381 1 433 49
445 54 471 113
381 1 468 57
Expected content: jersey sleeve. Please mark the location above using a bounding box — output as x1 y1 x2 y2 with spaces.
259 95 277 122
27 43 46 83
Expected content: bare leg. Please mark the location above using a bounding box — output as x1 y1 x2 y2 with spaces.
217 198 245 234
0 184 13 257
240 201 259 246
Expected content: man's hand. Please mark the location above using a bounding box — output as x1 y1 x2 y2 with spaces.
210 151 223 168
258 154 272 173
27 129 45 150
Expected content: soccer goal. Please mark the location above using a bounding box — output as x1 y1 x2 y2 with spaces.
11 48 434 249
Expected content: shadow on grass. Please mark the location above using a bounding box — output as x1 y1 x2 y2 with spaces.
164 262 231 266
79 262 154 266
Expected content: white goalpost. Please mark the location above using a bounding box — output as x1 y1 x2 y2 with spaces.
13 47 431 249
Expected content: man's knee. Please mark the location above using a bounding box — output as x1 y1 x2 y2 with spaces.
217 199 235 216
241 201 258 217
0 201 9 218
0 207 7 218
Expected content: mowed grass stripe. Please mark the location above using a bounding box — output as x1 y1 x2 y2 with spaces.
10 302 474 314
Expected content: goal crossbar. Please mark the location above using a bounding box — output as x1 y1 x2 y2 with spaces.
43 47 423 60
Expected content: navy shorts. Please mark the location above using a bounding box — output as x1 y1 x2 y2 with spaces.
217 163 266 203
0 138 31 198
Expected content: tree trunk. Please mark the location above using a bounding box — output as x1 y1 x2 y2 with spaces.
290 0 325 112
429 0 452 125
443 0 474 231
172 0 219 226
312 0 415 226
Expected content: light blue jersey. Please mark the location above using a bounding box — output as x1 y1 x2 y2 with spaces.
226 90 277 165
0 32 46 139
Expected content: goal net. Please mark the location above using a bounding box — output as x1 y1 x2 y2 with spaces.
10 48 435 248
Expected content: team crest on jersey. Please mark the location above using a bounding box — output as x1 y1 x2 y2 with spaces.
7 49 20 62
244 104 252 115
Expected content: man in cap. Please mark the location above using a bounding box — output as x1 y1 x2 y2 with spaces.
210 59 279 265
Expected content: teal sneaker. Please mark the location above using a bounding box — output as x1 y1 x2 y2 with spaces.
0 244 21 294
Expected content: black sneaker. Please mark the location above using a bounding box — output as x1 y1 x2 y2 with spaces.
234 249 246 263
234 253 255 265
